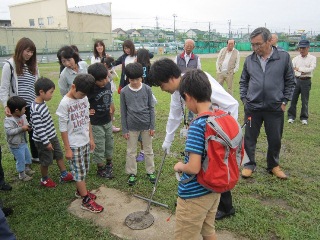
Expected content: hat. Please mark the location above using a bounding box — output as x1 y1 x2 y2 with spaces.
298 39 310 48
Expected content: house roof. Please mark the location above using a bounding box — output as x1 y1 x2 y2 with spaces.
113 28 126 33
68 3 111 16
126 29 140 34
187 29 206 34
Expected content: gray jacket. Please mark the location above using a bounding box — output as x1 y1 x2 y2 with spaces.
240 47 295 111
4 115 28 148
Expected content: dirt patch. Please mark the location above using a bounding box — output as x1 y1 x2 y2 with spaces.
68 186 247 240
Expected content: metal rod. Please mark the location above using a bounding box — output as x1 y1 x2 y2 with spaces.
145 151 167 213
133 194 169 208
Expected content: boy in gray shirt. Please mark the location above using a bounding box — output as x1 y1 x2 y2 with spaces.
120 62 155 186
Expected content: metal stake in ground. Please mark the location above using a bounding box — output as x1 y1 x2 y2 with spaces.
125 152 167 230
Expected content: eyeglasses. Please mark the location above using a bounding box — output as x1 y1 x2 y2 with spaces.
251 42 266 49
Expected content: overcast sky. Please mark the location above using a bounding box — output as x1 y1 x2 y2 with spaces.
1 0 319 35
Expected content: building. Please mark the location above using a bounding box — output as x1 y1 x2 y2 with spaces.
9 0 112 33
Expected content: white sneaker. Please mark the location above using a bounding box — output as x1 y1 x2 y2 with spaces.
301 120 308 125
32 158 40 163
288 119 294 124
25 167 35 175
19 174 33 182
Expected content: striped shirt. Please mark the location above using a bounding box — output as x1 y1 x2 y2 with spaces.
17 65 36 107
30 101 56 145
177 116 211 199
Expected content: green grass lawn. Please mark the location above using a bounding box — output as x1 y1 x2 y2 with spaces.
1 56 320 240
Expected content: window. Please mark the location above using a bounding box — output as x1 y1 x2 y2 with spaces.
47 16 54 25
38 18 44 26
29 19 35 27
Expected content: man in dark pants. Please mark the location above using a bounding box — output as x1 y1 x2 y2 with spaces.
287 39 317 125
240 27 295 179
149 58 239 220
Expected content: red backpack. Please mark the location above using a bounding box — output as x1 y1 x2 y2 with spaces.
181 109 244 193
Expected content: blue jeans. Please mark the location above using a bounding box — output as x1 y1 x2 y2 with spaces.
10 143 32 173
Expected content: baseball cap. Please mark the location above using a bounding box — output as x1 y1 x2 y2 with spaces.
298 39 310 48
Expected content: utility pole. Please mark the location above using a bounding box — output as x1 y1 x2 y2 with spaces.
155 16 159 42
208 22 211 53
248 24 251 35
173 14 177 43
228 19 231 38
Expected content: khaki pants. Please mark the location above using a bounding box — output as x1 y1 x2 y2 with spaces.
174 192 221 239
125 130 154 175
217 71 234 96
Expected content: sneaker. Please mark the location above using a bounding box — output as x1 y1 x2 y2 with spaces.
0 183 12 191
301 120 308 125
112 125 121 133
147 173 156 184
136 152 145 162
288 119 294 124
127 174 137 186
32 158 40 163
2 207 13 217
40 178 57 188
81 198 104 213
19 174 33 182
25 167 35 175
105 164 114 179
60 172 74 183
75 190 97 200
97 165 114 179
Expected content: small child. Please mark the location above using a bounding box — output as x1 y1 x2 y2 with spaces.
87 63 115 179
30 77 73 188
56 74 104 213
4 96 34 181
120 62 156 186
173 69 220 240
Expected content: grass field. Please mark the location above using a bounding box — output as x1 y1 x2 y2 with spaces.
0 55 320 240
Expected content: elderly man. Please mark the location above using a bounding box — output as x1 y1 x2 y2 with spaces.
287 39 317 125
174 39 201 73
240 27 295 179
270 33 283 50
174 39 201 122
216 39 240 96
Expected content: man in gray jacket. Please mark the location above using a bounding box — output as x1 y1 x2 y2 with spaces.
240 27 295 179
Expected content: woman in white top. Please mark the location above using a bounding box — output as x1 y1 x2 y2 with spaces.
91 40 108 64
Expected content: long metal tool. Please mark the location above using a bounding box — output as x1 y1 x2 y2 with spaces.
125 151 168 230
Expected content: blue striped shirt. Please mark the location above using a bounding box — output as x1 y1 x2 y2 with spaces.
17 65 36 107
30 101 56 145
177 116 211 199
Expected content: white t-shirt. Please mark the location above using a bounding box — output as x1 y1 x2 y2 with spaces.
56 96 90 148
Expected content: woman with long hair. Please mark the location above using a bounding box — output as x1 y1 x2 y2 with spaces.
91 40 108 64
0 37 39 162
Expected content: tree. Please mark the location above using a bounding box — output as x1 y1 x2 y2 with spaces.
316 34 320 41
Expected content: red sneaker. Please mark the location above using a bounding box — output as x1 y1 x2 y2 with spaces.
40 178 57 188
81 199 104 213
60 172 74 183
75 190 97 200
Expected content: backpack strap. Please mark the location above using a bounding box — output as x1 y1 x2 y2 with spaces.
5 60 15 94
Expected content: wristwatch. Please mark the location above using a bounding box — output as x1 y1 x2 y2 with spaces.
282 102 287 106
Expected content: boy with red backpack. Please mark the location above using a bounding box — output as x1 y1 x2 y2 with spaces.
173 69 220 240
